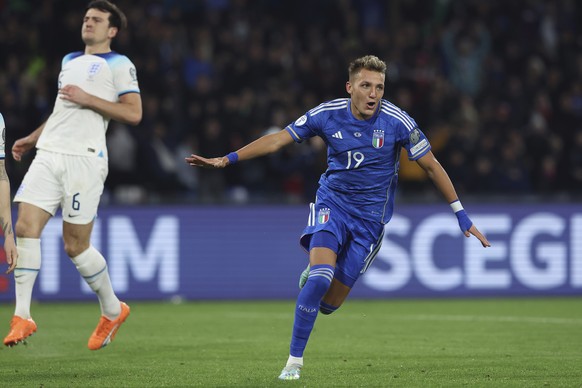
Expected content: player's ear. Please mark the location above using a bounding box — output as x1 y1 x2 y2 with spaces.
346 81 352 95
108 26 118 39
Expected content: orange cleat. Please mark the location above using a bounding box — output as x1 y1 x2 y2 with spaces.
88 302 130 350
4 316 37 347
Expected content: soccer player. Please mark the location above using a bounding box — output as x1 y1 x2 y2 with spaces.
186 55 491 380
4 1 142 350
0 114 18 274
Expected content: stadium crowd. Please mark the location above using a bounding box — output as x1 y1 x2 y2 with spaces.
1 0 581 204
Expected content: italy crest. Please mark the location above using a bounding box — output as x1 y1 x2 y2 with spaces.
318 208 331 224
372 130 384 148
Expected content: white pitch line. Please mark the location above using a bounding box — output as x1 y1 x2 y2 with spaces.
386 314 582 325
222 312 582 325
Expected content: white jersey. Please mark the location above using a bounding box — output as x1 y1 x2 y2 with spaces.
0 112 5 159
36 51 140 158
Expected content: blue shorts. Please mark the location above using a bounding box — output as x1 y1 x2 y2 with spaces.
299 200 384 288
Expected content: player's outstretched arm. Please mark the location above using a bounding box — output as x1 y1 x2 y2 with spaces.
416 151 491 248
186 129 294 168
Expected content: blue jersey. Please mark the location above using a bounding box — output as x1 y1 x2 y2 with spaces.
286 98 431 224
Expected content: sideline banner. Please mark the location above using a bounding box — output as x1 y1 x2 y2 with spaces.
0 204 580 300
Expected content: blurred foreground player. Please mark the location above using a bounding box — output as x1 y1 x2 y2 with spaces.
0 113 18 274
186 55 490 380
4 0 141 350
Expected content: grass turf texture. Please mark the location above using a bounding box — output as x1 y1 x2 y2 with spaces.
0 298 580 387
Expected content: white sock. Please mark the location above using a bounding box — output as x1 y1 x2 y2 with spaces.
14 238 42 319
286 355 303 367
72 246 120 320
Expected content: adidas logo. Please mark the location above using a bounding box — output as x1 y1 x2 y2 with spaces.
332 131 343 139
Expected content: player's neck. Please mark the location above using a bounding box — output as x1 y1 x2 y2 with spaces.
85 43 112 55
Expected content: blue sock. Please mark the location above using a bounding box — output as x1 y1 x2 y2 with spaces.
289 264 334 357
319 301 339 315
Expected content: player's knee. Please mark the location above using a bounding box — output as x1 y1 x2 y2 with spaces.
319 301 339 315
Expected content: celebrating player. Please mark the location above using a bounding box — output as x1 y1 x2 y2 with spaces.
0 114 18 274
186 55 490 380
4 0 142 350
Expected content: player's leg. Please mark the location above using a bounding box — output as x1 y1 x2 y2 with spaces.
319 221 385 315
5 151 61 347
4 203 51 346
280 247 337 380
61 154 129 350
320 278 352 315
63 221 130 350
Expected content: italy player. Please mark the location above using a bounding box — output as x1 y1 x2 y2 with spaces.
4 1 142 350
186 55 490 380
0 114 18 274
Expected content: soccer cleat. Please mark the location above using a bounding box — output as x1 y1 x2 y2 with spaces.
298 264 310 289
4 316 37 347
88 302 130 350
278 363 302 380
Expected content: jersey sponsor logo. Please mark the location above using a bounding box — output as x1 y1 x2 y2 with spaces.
317 208 330 224
332 131 343 139
372 130 384 148
295 115 307 126
354 132 362 137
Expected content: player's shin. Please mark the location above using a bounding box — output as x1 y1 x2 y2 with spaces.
72 246 121 319
14 238 41 319
289 264 335 357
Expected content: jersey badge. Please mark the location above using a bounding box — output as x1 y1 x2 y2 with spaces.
295 115 307 126
130 67 137 81
410 128 420 144
317 208 331 224
87 62 103 80
372 130 384 148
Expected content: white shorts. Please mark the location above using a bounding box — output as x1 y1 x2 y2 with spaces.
14 149 108 224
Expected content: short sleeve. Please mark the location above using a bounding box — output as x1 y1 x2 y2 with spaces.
110 55 140 97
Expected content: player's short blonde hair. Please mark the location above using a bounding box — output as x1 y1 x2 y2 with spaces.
348 55 387 80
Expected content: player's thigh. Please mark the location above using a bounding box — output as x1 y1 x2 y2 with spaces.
14 150 64 219
309 246 338 267
60 154 107 225
334 219 384 288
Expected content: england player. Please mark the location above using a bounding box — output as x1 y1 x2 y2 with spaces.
4 1 142 350
186 55 490 380
0 114 18 274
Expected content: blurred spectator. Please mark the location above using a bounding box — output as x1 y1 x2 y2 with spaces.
2 0 582 204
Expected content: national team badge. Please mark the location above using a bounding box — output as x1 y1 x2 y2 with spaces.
87 62 103 79
317 208 331 224
372 130 384 148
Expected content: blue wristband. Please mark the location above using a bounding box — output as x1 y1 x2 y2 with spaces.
455 209 473 233
226 152 239 165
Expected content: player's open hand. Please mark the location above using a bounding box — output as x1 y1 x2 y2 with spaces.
12 136 36 161
466 224 491 248
185 154 229 169
4 237 18 274
59 84 92 107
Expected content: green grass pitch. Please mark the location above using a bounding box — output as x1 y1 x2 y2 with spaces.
0 298 581 387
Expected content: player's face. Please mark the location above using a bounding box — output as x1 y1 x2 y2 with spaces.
82 8 117 46
346 69 385 120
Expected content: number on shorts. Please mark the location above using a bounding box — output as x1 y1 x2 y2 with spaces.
72 193 81 211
